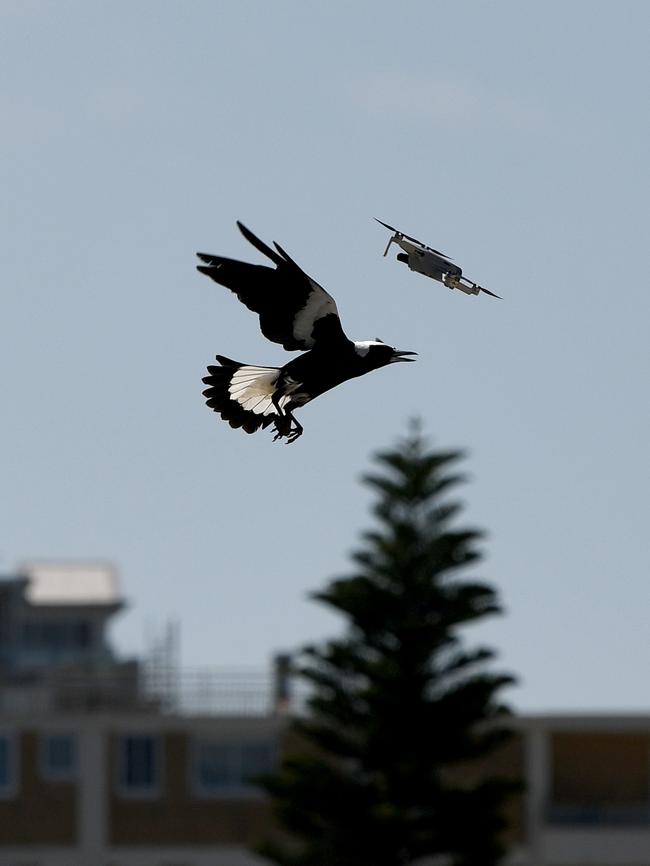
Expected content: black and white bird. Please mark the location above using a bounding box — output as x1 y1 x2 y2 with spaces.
197 222 417 443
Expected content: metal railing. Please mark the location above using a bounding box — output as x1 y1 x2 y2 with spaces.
0 663 303 717
153 667 274 715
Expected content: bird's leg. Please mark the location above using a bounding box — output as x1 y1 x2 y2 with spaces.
272 414 303 443
271 405 303 444
285 412 303 444
271 390 303 443
271 394 291 442
272 418 291 442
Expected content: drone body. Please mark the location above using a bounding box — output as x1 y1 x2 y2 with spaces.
376 219 500 299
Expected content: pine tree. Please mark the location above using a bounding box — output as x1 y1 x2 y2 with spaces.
259 423 519 866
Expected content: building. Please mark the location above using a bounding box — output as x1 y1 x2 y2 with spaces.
0 711 283 866
2 564 650 865
0 562 287 866
0 562 141 714
520 714 650 866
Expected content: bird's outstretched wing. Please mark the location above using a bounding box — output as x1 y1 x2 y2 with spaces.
197 222 351 352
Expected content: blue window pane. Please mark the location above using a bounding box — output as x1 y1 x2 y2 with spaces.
198 744 233 789
241 743 274 781
22 620 92 652
0 738 9 786
45 735 76 777
195 741 274 793
122 736 157 788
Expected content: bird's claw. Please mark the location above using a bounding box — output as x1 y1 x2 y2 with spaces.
272 415 303 444
285 428 303 444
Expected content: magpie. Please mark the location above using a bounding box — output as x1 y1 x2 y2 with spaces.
197 222 416 443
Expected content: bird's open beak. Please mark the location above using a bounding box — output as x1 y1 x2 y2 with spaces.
390 350 418 363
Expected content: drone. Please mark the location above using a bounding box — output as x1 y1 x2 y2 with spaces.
376 219 501 299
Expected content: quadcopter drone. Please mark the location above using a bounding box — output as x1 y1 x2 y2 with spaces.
376 219 501 299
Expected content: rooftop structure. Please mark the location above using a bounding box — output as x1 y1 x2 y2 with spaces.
0 562 141 715
0 562 124 677
20 561 123 607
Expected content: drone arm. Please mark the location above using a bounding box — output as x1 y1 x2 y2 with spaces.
444 273 480 295
444 273 501 299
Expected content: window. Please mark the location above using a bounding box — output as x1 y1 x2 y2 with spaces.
0 734 17 798
241 742 275 781
23 620 92 652
196 743 231 789
41 734 77 781
117 735 161 797
193 739 275 797
548 732 650 826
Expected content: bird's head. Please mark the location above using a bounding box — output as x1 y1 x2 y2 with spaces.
353 339 417 371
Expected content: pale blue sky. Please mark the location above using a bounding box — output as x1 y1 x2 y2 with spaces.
2 1 649 710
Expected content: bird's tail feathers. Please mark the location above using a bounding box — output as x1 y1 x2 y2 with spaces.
202 357 289 434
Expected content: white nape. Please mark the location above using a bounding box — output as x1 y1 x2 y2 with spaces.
353 340 386 357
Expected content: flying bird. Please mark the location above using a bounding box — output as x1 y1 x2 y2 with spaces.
376 219 501 299
197 222 416 444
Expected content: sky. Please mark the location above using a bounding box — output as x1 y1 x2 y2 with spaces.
1 0 649 712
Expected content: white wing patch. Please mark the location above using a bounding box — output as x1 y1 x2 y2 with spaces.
293 280 338 346
228 366 291 416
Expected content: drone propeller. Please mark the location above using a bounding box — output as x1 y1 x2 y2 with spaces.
478 285 502 299
374 218 452 259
